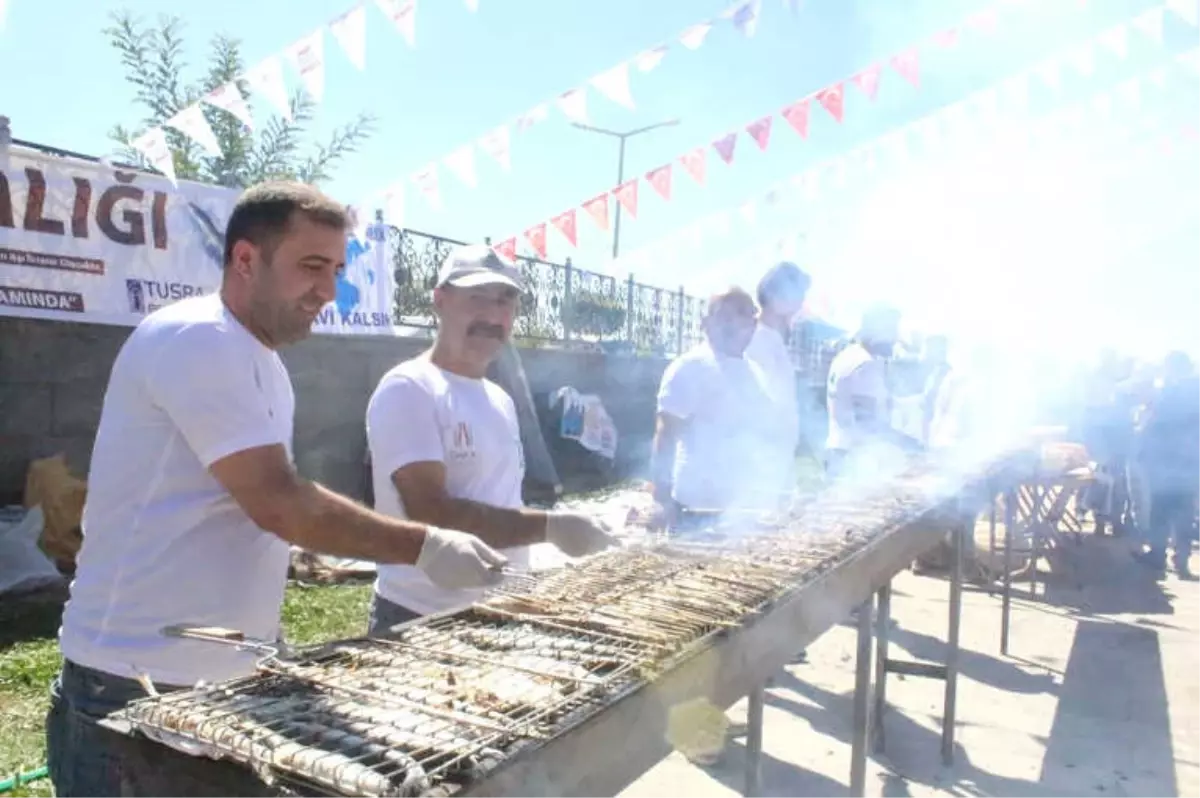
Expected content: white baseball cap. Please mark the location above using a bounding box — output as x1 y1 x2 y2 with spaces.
436 244 525 290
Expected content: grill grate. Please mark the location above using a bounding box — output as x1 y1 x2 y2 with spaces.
117 456 1012 797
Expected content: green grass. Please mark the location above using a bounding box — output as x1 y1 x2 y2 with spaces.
0 582 372 797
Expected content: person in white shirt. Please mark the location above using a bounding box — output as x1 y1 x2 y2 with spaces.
825 304 917 481
46 183 507 798
366 244 617 633
744 262 812 507
651 287 776 527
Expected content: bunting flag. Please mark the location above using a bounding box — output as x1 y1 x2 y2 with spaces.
516 104 549 131
583 193 610 230
131 128 177 184
411 163 440 209
679 147 707 185
933 28 959 48
286 29 326 102
443 144 477 188
551 209 578 247
1065 42 1096 76
781 98 810 137
646 164 673 200
557 88 589 124
816 83 845 122
376 0 417 47
493 237 517 262
164 105 222 156
713 132 738 164
244 56 292 121
635 46 668 72
478 125 512 170
379 181 405 227
746 116 773 150
730 0 762 37
965 7 1000 33
679 22 712 49
1096 23 1130 58
525 223 548 259
890 48 920 88
1132 6 1166 41
201 83 255 131
852 64 882 99
329 5 367 70
1167 0 1198 25
614 179 639 217
591 62 635 109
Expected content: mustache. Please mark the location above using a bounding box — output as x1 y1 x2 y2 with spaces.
467 322 507 339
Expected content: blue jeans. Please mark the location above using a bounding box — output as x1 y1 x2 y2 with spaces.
45 660 186 797
367 593 424 637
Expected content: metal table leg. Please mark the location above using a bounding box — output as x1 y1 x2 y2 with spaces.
942 521 964 765
987 485 998 596
1030 481 1042 599
872 583 891 754
744 685 764 797
1002 486 1015 656
850 598 874 797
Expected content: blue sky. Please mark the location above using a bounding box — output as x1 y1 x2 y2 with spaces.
2 0 1197 357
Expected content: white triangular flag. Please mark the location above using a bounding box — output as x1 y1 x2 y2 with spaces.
515 104 549 131
244 56 293 121
131 128 177 184
1065 42 1095 75
1131 6 1166 42
478 125 511 170
330 5 367 70
202 82 255 131
286 29 326 102
164 105 222 157
590 62 635 110
411 163 441 209
376 0 417 47
679 22 713 49
1096 23 1129 59
443 144 477 188
557 88 589 123
1176 48 1200 76
379 181 406 227
464 0 478 10
1035 59 1062 89
1166 0 1198 26
635 45 668 72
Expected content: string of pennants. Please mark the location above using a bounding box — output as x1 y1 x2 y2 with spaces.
127 0 482 184
368 0 766 218
485 0 1198 264
607 41 1200 276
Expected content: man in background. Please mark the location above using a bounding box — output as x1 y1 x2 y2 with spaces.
744 262 812 508
920 335 952 446
651 287 775 529
365 244 617 633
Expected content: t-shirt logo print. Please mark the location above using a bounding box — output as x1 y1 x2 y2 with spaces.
449 421 476 461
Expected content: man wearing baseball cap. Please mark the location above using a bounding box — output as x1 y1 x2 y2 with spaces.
365 244 618 633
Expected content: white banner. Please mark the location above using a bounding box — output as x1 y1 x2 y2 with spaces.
0 148 398 336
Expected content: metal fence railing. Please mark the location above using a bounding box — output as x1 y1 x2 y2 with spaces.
391 227 706 357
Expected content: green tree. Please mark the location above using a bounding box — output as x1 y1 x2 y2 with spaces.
105 11 375 187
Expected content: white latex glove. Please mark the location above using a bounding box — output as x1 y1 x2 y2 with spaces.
416 527 508 590
545 512 619 558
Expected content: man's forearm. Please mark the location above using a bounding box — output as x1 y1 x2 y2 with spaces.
276 480 428 564
409 498 548 550
651 434 676 503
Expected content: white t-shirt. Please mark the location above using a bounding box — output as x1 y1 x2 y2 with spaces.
826 342 891 452
60 294 295 686
657 343 777 510
368 358 526 615
745 324 800 496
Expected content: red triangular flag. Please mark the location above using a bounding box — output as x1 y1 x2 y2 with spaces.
492 237 517 262
932 27 958 48
713 132 738 164
745 116 773 150
781 98 811 137
816 84 844 122
582 193 610 231
852 64 882 99
646 164 673 200
890 48 920 88
551 209 577 248
613 179 639 217
524 223 548 259
679 147 707 185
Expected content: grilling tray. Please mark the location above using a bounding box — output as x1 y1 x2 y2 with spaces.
106 455 1016 797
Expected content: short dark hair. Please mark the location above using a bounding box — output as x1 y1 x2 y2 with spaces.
756 261 812 309
222 181 349 267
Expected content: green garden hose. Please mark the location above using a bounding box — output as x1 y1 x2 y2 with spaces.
0 766 48 794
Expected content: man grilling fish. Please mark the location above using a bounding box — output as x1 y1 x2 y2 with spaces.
365 244 618 633
47 183 509 798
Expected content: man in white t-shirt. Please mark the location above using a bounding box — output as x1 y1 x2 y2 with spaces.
744 262 812 506
366 244 617 633
825 304 917 481
651 287 776 527
47 183 507 798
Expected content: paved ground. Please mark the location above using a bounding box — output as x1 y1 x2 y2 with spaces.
621 536 1199 797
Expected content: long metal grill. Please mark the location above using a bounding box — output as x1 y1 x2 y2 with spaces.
115 455 1019 797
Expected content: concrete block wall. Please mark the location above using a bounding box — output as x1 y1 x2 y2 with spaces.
0 317 667 505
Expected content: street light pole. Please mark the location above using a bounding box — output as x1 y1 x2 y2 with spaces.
571 118 680 259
